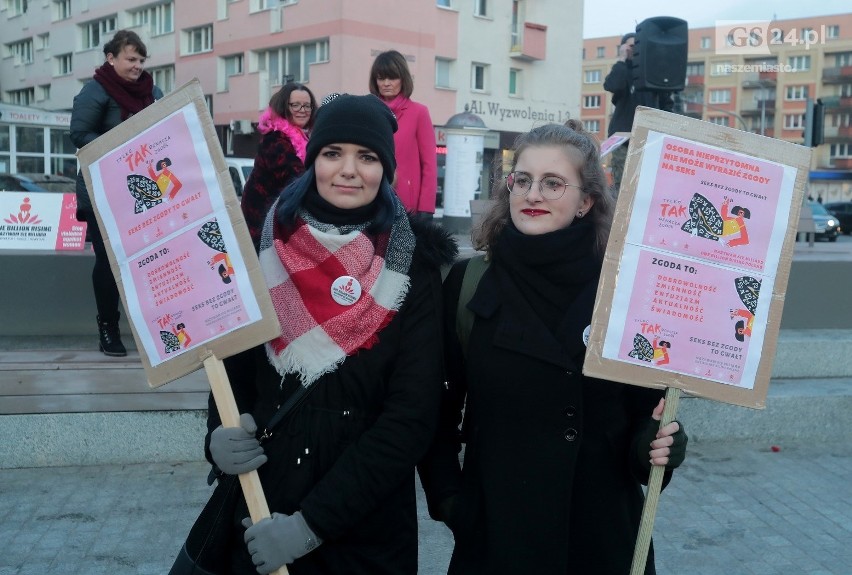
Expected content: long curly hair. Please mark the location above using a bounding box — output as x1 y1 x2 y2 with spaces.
473 120 614 258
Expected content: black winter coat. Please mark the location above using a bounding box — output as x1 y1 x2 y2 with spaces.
70 79 163 215
603 60 673 136
210 220 457 575
419 258 671 575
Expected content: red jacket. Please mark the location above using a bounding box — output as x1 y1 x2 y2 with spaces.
390 98 437 213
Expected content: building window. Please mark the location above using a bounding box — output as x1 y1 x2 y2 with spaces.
54 53 73 76
788 55 811 71
7 88 35 106
785 85 808 101
53 0 71 20
841 84 852 98
583 95 601 108
219 54 244 91
830 143 851 160
784 114 804 130
471 63 489 92
710 61 732 76
81 16 118 51
474 0 487 17
185 25 214 55
583 120 600 133
510 0 522 50
36 84 51 102
257 39 328 84
596 46 605 58
250 0 293 11
6 38 34 65
826 25 840 40
836 52 852 67
701 36 711 49
36 33 50 51
709 116 730 127
509 68 521 96
686 62 704 76
436 0 451 7
204 94 213 115
131 2 174 37
5 0 27 16
584 69 601 84
436 58 454 89
149 65 175 93
709 89 731 104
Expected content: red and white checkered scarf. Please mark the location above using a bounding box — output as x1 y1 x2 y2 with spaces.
259 200 415 386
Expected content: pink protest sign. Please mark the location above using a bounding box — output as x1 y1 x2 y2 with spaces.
79 81 279 386
584 108 812 408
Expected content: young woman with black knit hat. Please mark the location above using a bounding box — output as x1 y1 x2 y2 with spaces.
202 94 457 574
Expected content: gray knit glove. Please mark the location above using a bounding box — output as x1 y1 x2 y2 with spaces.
209 413 267 475
242 511 322 573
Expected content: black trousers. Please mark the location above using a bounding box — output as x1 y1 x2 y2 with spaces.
84 211 120 323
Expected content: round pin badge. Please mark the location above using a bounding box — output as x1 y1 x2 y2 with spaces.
582 325 591 347
331 275 362 306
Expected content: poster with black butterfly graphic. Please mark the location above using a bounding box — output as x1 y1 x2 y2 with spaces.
584 107 811 408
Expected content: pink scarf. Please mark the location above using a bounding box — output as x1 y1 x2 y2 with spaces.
257 108 308 162
383 94 409 120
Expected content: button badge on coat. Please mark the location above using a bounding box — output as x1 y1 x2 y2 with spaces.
331 275 362 306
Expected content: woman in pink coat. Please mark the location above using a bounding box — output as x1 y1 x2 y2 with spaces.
370 50 438 221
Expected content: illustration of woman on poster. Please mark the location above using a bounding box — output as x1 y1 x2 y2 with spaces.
720 196 751 247
731 276 760 342
652 337 671 365
147 157 183 201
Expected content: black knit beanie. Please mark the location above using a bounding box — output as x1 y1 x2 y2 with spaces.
305 94 398 179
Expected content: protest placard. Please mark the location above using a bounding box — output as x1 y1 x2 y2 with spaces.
585 107 811 409
583 107 811 574
78 79 286 574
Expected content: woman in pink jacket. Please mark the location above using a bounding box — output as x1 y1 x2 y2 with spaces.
370 50 438 221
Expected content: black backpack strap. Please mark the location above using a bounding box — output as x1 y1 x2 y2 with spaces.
456 254 489 359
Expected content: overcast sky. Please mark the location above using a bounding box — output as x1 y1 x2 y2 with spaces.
584 1 851 38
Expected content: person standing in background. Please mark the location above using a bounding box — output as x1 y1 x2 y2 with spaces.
369 50 438 221
70 29 163 357
241 82 317 249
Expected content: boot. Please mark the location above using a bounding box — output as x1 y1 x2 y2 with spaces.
97 315 127 357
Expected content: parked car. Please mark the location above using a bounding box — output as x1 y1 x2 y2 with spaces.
0 172 76 194
808 201 840 242
823 201 852 235
225 158 254 197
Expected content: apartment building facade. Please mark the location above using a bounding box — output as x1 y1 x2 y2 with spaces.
581 14 852 201
1 0 581 205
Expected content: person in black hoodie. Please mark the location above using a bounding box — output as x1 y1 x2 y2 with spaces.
204 94 457 575
419 121 687 575
604 32 673 197
70 29 163 356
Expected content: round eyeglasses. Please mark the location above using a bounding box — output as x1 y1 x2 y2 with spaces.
505 171 581 200
288 102 313 112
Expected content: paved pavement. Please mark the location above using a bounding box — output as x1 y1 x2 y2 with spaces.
1 439 850 574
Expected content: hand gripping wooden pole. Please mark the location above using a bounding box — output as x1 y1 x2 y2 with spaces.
204 356 290 575
630 386 681 575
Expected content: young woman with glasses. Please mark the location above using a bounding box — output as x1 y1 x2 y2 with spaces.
241 82 318 249
419 121 688 574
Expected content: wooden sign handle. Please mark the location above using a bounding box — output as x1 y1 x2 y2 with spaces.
204 356 290 575
630 386 681 575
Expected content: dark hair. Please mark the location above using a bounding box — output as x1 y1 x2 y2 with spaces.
269 82 318 129
732 206 750 219
620 32 636 46
276 166 398 233
658 340 671 348
735 320 745 342
218 263 232 283
176 323 185 330
103 30 148 59
369 50 414 99
157 158 171 169
474 120 614 258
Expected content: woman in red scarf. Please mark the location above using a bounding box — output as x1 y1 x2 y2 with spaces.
369 50 438 221
241 82 317 249
70 29 163 357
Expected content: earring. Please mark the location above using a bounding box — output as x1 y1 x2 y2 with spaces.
577 211 584 218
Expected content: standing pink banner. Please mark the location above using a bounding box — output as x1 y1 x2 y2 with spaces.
0 192 86 251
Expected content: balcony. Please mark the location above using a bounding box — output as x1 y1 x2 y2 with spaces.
686 74 704 87
834 158 852 169
740 99 776 115
741 71 776 89
822 66 852 84
840 125 852 138
510 22 547 61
